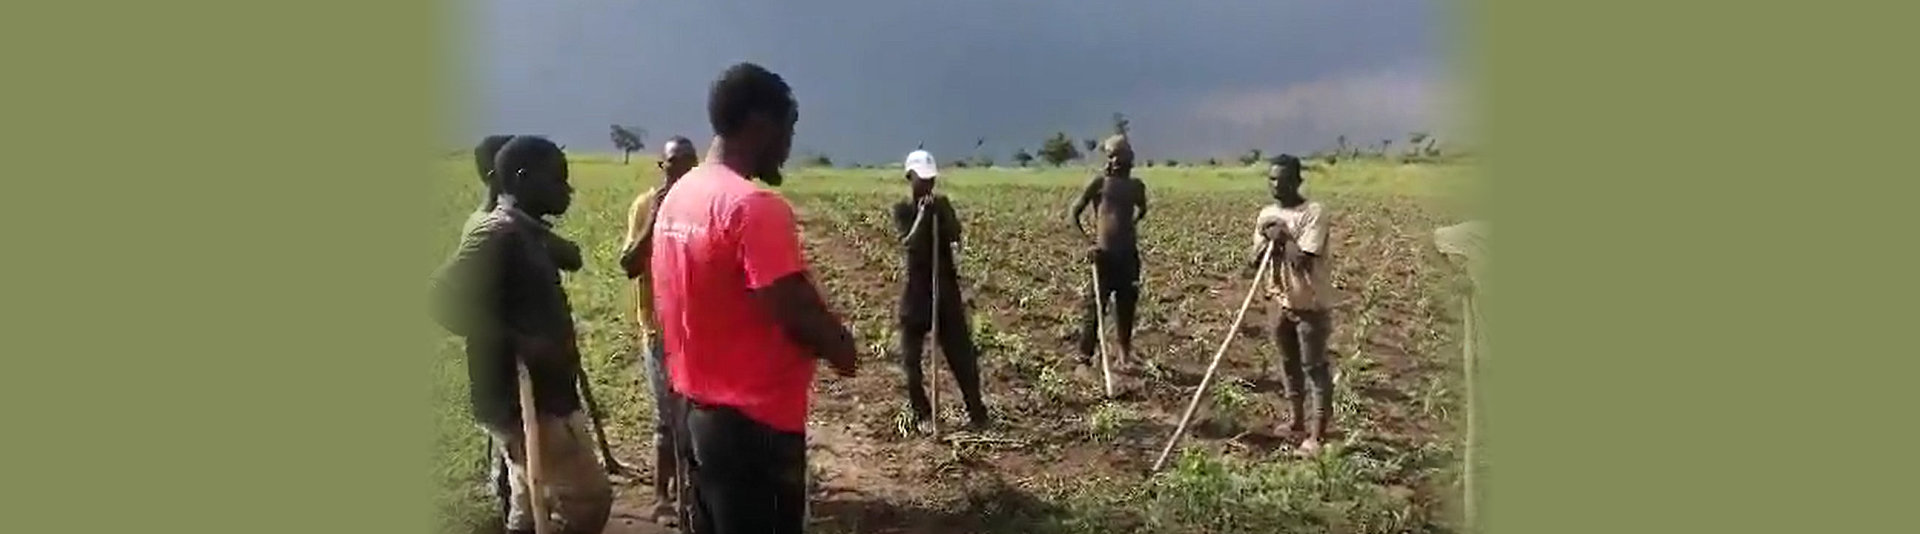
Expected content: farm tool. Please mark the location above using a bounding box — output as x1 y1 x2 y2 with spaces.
575 367 629 476
1090 262 1116 398
900 203 951 435
488 360 624 527
1151 241 1274 473
517 360 557 534
928 212 946 436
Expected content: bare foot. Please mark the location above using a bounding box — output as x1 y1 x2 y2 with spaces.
1294 437 1323 458
649 502 677 526
1275 423 1305 438
965 414 992 431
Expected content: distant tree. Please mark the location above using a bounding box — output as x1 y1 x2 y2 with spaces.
609 125 646 164
1205 157 1220 166
973 155 995 168
1111 112 1130 135
1084 138 1099 155
1239 148 1265 166
1012 149 1035 168
1336 135 1351 158
804 153 832 167
1039 132 1081 166
1163 159 1179 167
952 159 970 169
1381 139 1393 156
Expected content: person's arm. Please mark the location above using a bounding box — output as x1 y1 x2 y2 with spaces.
546 236 583 272
937 196 962 251
734 192 859 376
1133 183 1149 224
1069 176 1102 239
895 201 924 245
428 218 511 338
618 192 655 279
1284 204 1329 269
1245 208 1284 273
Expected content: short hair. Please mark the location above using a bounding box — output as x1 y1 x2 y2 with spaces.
474 135 515 183
662 135 696 157
1269 154 1303 174
492 136 565 193
706 63 796 138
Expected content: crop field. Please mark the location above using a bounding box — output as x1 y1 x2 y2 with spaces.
430 155 1479 534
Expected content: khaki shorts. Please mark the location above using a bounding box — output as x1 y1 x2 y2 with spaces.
480 412 613 534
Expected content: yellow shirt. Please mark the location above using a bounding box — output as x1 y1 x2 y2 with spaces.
623 186 664 339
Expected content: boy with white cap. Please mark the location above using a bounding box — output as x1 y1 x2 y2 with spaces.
890 149 990 430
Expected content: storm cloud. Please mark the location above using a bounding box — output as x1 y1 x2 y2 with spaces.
460 0 1457 164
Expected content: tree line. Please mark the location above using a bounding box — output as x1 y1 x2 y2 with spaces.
592 114 1464 170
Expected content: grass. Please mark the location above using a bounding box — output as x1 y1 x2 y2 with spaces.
430 154 1478 533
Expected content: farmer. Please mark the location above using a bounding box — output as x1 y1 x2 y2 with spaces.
1070 133 1150 370
891 149 990 431
651 62 860 534
616 135 699 525
429 135 613 533
464 134 591 524
1246 154 1337 456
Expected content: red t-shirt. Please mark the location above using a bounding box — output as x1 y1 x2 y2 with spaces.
650 163 816 433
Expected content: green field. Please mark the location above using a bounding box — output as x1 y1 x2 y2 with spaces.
431 155 1479 533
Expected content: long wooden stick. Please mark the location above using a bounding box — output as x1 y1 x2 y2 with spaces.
1091 262 1114 398
575 367 627 475
516 362 555 534
928 212 944 436
491 436 511 523
1151 242 1273 473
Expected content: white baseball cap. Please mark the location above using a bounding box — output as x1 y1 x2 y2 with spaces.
904 149 939 180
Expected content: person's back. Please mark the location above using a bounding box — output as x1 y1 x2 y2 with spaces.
651 163 815 433
659 61 855 534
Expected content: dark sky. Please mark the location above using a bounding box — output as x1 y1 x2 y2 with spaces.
459 0 1457 165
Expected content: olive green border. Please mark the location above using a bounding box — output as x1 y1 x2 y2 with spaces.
7 1 441 532
1479 1 1913 533
7 1 1910 532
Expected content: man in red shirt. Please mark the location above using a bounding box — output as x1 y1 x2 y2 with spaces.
650 62 860 534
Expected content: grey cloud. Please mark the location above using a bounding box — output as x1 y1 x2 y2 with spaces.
464 0 1448 163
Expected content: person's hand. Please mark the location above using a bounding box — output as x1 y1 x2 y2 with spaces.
618 243 643 279
1260 221 1289 243
826 350 858 378
546 237 584 272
